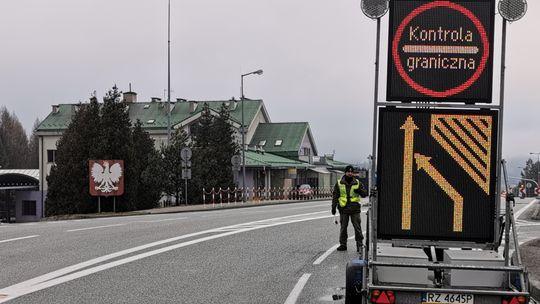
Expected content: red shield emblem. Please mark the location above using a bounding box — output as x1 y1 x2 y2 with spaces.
89 160 124 196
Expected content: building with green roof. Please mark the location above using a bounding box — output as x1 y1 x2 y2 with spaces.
34 91 350 215
249 122 317 161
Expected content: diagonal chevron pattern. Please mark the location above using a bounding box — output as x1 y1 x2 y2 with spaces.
430 114 493 194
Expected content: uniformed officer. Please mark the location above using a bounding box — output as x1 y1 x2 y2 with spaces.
332 165 368 252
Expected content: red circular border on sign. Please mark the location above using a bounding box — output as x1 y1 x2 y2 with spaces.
392 1 490 98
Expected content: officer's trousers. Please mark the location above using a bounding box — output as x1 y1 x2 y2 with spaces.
339 212 363 247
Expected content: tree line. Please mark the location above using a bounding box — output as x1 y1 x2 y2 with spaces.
0 107 40 169
45 86 239 216
519 158 540 190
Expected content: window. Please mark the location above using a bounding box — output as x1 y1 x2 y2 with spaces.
259 140 266 146
47 150 56 163
302 147 311 156
22 200 36 216
274 139 283 146
147 119 155 124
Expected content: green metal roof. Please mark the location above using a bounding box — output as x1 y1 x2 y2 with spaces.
325 159 352 170
249 122 310 157
244 150 311 168
36 99 264 132
36 104 76 131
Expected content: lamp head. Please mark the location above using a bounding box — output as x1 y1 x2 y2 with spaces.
254 69 263 75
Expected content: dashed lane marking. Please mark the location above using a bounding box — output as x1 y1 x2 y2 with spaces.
0 235 39 244
284 273 312 304
66 224 126 232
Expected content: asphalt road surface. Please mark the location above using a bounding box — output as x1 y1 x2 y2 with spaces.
0 200 365 304
0 198 537 304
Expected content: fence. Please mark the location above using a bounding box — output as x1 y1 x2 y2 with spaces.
201 187 333 208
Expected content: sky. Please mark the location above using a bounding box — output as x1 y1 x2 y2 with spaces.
0 0 538 177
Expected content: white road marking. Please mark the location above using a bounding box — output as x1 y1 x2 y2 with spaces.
515 199 538 219
66 224 126 232
313 236 356 265
313 245 339 265
284 273 312 304
0 211 331 303
517 222 540 227
136 217 186 223
285 204 329 211
518 237 535 245
0 235 39 244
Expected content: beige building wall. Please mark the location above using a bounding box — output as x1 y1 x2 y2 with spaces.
38 134 62 192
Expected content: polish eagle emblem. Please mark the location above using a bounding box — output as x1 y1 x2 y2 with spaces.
91 161 123 193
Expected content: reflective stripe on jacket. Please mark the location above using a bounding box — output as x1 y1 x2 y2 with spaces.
338 178 360 207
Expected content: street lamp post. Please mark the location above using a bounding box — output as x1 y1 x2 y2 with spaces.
530 152 540 188
240 69 263 202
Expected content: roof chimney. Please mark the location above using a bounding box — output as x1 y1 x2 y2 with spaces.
52 105 59 114
123 91 137 103
230 97 238 110
189 101 198 113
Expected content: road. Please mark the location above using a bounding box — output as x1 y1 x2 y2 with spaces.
0 198 537 303
512 198 540 244
0 200 364 303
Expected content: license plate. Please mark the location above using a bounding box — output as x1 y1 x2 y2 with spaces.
422 293 474 304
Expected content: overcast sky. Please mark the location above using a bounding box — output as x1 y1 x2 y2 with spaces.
0 0 538 174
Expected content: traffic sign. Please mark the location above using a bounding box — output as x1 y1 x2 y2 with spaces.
182 169 192 180
231 155 241 166
377 107 498 243
180 147 192 161
387 0 495 102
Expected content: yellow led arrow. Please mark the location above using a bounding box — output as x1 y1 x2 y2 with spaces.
414 153 463 232
400 116 419 230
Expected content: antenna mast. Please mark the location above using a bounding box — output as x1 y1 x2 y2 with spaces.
167 0 171 145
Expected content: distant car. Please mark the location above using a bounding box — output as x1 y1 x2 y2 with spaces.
298 184 314 199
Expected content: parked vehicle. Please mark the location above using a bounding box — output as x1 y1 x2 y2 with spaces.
288 184 314 200
298 184 313 199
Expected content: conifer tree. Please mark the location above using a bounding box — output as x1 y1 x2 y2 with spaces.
190 103 216 203
188 103 239 203
46 86 163 215
0 107 30 168
46 99 101 215
131 120 162 210
210 103 239 189
28 118 41 169
97 86 134 211
521 159 536 182
161 128 191 205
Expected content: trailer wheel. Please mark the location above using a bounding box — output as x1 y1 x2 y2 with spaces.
345 260 365 304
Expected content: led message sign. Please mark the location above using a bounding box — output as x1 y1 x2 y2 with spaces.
387 0 495 102
377 108 498 243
